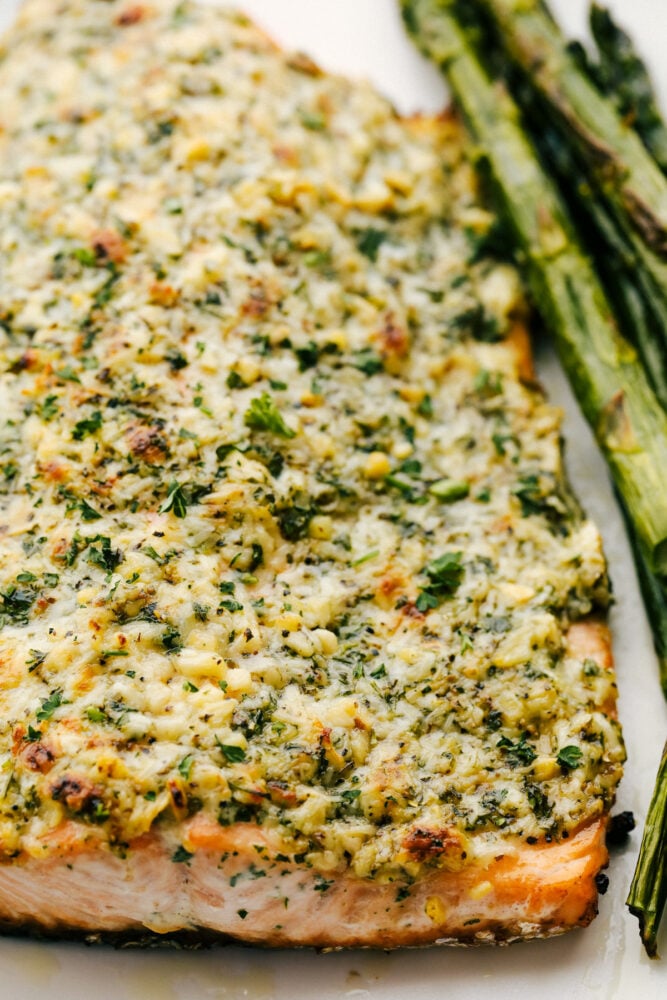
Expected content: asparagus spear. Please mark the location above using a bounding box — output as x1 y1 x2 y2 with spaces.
567 8 667 179
463 4 667 408
523 15 667 951
400 0 667 576
471 0 667 258
621 505 667 697
533 119 667 409
591 8 667 934
538 101 667 392
590 5 667 178
473 0 667 360
627 741 667 957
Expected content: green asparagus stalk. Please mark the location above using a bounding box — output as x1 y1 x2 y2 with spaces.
534 121 667 409
590 5 667 178
567 8 667 180
621 507 667 697
537 99 667 386
472 0 667 370
400 0 667 576
533 19 667 948
471 0 667 258
462 3 667 409
627 741 667 957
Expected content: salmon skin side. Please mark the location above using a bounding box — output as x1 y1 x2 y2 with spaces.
0 0 623 948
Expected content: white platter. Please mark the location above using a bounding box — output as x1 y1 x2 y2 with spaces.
0 1 666 997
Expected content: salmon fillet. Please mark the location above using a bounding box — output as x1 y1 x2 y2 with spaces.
0 0 624 947
0 816 607 947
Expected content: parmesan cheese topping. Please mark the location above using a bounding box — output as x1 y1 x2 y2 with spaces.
0 0 623 880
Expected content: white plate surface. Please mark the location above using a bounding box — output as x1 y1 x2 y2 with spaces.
0 1 666 998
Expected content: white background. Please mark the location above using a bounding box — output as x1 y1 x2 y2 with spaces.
0 1 666 997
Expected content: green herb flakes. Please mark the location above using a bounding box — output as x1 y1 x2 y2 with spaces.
416 552 464 612
244 393 296 439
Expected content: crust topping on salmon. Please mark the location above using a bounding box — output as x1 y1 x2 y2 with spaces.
0 0 623 944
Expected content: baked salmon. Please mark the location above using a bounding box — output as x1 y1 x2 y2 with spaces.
0 0 624 946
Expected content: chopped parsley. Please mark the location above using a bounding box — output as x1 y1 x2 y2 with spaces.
244 393 296 439
512 474 565 524
417 394 433 417
497 735 537 767
295 341 320 371
86 536 122 573
0 586 37 627
220 599 243 612
36 690 65 722
172 845 194 864
276 499 316 541
166 349 188 371
26 649 47 671
226 370 247 389
56 365 81 384
159 482 189 518
451 303 502 343
60 492 103 522
352 349 383 376
557 746 584 770
178 754 194 780
356 227 387 262
416 552 464 612
218 741 246 763
38 395 59 422
162 624 183 652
